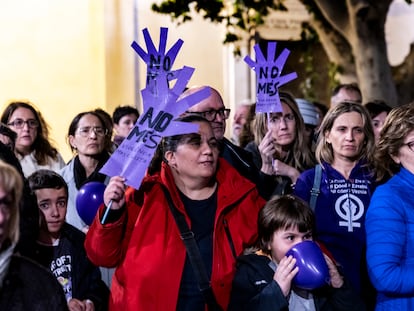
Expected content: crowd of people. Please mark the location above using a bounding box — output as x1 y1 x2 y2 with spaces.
0 81 412 311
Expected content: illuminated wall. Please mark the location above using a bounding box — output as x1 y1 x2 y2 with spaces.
0 0 235 162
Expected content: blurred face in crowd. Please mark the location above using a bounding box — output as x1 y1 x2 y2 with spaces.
325 111 365 162
7 107 38 154
392 129 414 174
371 111 388 143
166 121 219 185
233 105 250 141
268 102 296 150
114 113 138 138
69 113 106 157
331 88 362 108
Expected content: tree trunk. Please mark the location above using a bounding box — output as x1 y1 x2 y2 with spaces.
348 1 398 106
308 15 357 83
312 0 398 106
394 43 414 106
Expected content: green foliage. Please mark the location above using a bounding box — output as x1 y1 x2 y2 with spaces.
152 0 286 43
328 62 340 93
152 0 225 23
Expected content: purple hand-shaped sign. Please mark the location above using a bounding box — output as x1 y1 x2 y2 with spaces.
100 27 210 189
244 42 297 113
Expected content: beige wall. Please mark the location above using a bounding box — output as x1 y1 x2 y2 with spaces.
136 1 230 119
0 0 232 162
0 0 107 161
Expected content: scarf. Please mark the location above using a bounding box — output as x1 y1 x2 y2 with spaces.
73 153 110 189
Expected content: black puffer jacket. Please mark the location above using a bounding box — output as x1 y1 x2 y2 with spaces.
228 253 366 311
23 223 109 311
0 255 68 311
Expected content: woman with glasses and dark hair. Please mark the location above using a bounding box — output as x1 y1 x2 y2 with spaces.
59 111 111 233
245 91 315 196
0 101 65 177
366 102 414 310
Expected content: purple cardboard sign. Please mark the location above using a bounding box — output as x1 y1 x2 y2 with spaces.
131 27 183 94
244 42 297 113
100 28 210 189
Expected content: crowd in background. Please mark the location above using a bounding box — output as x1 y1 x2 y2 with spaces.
1 82 413 311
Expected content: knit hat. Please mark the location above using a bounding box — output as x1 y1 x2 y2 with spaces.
296 98 319 127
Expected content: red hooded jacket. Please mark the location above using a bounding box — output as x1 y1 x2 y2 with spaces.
85 159 265 310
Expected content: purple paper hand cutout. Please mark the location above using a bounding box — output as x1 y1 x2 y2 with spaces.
100 27 210 189
244 42 297 113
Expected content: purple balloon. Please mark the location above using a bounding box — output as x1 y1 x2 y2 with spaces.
76 182 106 225
285 240 330 290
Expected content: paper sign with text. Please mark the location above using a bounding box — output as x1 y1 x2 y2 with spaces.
100 27 209 189
244 42 297 113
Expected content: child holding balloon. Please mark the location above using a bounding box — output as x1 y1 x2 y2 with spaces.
228 195 365 311
25 169 109 311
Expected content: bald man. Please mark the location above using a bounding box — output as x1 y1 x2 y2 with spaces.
330 83 362 108
182 86 275 199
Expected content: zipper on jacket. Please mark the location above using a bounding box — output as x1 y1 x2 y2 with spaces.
223 219 237 259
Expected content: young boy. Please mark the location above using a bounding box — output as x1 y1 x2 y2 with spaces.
228 195 366 311
27 169 108 311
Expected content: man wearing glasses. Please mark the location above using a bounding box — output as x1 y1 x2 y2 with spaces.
182 86 275 199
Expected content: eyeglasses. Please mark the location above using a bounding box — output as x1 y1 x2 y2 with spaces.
403 141 414 152
76 126 108 137
7 118 39 129
268 113 295 125
188 108 230 122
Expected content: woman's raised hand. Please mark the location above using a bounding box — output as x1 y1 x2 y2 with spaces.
258 130 275 174
104 176 126 210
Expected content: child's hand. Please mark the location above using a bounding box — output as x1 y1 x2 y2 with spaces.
273 255 299 297
324 254 344 288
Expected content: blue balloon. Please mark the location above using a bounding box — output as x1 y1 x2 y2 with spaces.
285 240 330 290
76 181 106 226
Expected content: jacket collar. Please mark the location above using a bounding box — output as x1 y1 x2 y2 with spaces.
158 158 257 216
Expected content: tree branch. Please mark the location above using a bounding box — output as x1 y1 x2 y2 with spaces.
309 18 356 82
310 0 350 39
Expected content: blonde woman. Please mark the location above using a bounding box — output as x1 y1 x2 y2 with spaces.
0 160 68 310
294 101 376 307
245 92 315 196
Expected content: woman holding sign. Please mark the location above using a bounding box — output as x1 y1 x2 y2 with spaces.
245 91 315 196
85 115 265 311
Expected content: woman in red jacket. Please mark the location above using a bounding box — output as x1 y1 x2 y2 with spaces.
85 115 266 311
